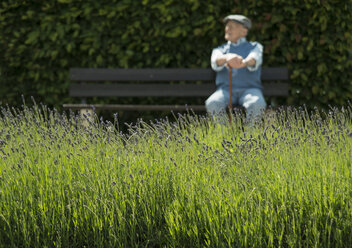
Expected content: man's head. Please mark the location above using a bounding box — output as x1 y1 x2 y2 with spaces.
223 15 251 43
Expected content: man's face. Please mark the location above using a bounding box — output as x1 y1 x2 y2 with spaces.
224 21 248 43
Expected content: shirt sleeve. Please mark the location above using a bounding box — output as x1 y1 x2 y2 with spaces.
246 43 263 72
211 48 226 72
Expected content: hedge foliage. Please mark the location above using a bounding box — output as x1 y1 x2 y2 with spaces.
1 0 351 110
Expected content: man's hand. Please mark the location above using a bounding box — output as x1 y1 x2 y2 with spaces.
215 53 256 68
226 54 246 69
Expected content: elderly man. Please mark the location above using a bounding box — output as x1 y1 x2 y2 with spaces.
205 14 266 124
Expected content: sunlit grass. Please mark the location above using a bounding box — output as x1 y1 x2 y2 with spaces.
0 103 351 247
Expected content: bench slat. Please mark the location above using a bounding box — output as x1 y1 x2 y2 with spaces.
262 83 289 96
261 67 289 80
69 84 215 97
69 82 288 97
70 68 215 81
63 104 206 111
70 67 289 81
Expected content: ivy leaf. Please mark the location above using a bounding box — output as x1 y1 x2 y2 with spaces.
57 0 72 3
25 31 39 44
271 15 283 24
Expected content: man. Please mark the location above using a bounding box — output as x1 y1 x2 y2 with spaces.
205 14 266 124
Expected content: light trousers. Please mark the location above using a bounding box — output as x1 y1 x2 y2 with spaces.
205 87 266 122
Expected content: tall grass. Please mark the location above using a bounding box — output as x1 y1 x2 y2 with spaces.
0 103 351 247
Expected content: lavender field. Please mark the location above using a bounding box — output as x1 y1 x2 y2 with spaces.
0 103 351 247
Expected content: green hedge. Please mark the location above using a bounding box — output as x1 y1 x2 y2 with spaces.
1 0 351 109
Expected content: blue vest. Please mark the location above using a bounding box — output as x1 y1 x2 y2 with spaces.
215 41 262 90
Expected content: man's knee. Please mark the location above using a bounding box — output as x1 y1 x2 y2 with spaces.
241 91 266 121
205 98 226 115
241 90 266 110
247 98 266 111
245 98 266 118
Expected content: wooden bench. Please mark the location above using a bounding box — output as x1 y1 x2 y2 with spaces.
63 68 289 112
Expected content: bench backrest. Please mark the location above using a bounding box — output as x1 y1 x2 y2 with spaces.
69 68 289 97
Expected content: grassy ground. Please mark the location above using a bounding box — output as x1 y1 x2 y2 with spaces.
0 104 351 247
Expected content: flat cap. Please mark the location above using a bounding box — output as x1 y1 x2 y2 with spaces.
223 15 252 29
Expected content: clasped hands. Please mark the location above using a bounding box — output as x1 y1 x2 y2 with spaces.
216 53 255 68
226 53 248 69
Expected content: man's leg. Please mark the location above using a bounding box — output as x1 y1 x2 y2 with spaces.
205 87 229 116
239 88 266 124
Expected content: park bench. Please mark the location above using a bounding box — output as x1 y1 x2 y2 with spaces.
63 67 289 112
